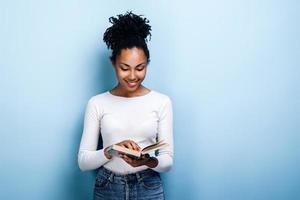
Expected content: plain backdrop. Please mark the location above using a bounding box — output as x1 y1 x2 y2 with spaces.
0 0 299 199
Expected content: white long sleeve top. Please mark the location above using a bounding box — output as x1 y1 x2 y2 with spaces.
77 90 174 174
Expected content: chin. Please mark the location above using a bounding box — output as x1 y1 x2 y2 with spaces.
126 86 139 92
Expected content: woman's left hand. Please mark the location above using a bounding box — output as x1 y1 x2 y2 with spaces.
121 154 158 168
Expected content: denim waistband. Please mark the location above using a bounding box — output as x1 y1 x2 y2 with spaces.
98 167 159 183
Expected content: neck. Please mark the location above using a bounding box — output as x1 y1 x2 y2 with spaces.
111 84 148 97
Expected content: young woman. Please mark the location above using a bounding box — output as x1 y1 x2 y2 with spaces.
78 11 174 200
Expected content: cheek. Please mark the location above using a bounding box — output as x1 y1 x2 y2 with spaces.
116 71 128 79
137 71 146 79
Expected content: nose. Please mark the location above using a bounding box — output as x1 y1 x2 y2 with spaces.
128 69 137 80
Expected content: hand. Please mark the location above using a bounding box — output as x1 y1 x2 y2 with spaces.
104 140 141 159
121 154 158 168
115 140 141 152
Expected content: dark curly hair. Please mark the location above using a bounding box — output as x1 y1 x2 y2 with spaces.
103 11 152 63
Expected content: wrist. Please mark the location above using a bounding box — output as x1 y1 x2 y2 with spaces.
104 146 112 159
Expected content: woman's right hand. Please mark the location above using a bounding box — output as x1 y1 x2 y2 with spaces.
104 139 141 159
115 140 141 151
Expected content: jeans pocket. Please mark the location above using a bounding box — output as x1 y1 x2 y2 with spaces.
94 176 110 189
141 174 162 190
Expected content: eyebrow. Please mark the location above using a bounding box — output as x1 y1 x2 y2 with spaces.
120 62 146 68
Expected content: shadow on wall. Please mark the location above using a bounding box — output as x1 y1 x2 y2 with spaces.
65 48 115 200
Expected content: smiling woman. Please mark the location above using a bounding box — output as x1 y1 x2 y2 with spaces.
103 10 152 98
112 47 148 95
77 11 174 200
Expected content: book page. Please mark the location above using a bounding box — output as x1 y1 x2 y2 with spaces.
142 142 169 154
141 140 164 151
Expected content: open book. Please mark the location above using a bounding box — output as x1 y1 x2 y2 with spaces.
107 140 169 159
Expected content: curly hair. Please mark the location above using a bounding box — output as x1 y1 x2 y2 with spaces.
103 11 152 63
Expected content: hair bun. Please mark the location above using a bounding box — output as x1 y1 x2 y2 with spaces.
103 11 152 50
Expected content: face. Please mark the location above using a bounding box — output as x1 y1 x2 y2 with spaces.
113 47 148 93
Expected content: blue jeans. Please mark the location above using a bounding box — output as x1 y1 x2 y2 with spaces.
93 166 165 200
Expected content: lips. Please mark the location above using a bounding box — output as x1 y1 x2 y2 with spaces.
125 80 139 88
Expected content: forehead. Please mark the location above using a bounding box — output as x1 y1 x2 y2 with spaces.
117 47 146 64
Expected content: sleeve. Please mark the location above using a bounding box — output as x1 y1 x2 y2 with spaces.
152 97 174 173
77 98 111 172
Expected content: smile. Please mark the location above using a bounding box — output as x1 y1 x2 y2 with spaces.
125 80 139 88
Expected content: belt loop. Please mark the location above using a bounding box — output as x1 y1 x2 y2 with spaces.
136 172 142 182
108 171 114 183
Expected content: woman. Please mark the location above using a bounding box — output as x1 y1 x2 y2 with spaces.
78 11 174 200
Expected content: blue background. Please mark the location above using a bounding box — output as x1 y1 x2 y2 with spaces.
1 0 299 199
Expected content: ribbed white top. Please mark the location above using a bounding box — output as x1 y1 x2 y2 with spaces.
78 90 174 174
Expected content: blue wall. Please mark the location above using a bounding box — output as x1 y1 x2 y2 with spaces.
1 0 299 199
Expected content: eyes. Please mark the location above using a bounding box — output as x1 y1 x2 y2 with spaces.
120 66 145 71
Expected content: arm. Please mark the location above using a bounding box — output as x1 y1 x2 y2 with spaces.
151 97 174 172
77 98 111 172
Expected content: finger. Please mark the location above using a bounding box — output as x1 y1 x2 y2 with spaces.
123 142 133 149
123 154 133 160
124 156 144 167
129 141 140 151
127 142 134 150
122 155 133 163
118 143 127 148
117 140 130 148
126 141 138 150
